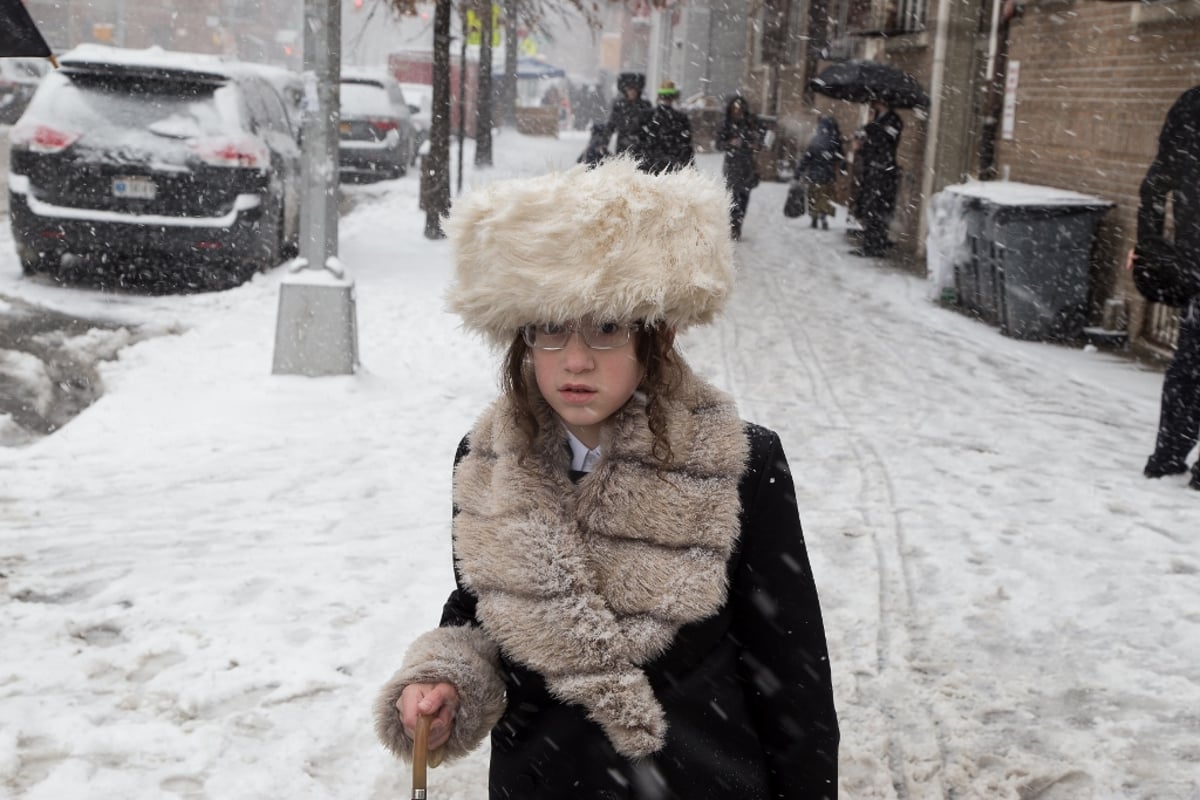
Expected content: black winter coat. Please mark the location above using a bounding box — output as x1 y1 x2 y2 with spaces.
442 424 839 800
797 117 845 186
715 106 764 194
1139 85 1200 270
855 109 903 220
635 104 695 174
609 96 653 155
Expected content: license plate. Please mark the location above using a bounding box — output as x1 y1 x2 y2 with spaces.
339 122 352 135
112 176 157 200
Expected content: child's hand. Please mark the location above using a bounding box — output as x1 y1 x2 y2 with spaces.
398 682 460 753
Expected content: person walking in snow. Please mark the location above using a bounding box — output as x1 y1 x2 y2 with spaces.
634 79 694 174
1138 85 1200 490
714 93 764 240
373 157 839 799
577 121 612 168
796 115 846 231
850 99 903 257
607 72 652 156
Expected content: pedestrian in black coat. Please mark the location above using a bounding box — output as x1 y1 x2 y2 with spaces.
1138 85 1200 489
374 158 839 800
634 80 694 175
796 115 845 230
851 100 903 257
608 72 652 156
714 94 764 240
578 121 612 168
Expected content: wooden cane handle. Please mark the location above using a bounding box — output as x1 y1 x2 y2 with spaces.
412 714 432 799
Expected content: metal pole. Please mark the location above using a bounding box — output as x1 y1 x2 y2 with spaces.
272 0 359 377
299 0 340 268
115 0 126 46
457 4 467 196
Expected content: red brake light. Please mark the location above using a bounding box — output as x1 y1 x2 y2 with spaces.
11 124 81 153
191 136 270 168
369 118 399 134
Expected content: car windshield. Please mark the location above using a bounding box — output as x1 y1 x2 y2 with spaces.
340 81 392 116
24 71 242 146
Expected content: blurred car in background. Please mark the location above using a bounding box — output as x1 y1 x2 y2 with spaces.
8 45 301 290
0 57 52 125
338 68 416 181
398 81 431 164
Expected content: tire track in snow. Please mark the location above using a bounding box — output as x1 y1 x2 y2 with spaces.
717 230 951 798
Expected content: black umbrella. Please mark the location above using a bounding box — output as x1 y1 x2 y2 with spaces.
808 59 929 109
0 0 53 59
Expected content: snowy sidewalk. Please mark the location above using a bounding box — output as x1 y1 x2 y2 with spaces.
0 131 1196 799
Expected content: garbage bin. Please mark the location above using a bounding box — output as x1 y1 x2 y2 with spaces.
935 181 1112 341
926 187 990 317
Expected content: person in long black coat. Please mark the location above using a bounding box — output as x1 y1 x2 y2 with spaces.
796 115 845 230
1139 84 1200 489
374 159 839 800
634 80 694 175
714 94 764 240
608 72 652 156
851 100 903 257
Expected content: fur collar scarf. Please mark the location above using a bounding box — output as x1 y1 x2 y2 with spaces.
451 362 748 758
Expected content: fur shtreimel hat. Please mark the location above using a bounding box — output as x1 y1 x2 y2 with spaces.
444 157 735 348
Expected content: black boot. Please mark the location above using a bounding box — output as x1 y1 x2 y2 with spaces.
1144 455 1189 478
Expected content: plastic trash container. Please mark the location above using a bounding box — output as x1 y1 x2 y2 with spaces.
987 199 1112 340
926 187 993 319
934 181 1111 341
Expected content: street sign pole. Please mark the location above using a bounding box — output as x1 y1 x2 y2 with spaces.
272 0 359 377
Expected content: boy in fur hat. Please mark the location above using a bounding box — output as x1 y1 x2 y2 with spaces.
608 72 652 156
374 158 839 799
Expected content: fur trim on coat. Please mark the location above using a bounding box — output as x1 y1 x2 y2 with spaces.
444 157 735 348
374 625 508 763
452 360 748 757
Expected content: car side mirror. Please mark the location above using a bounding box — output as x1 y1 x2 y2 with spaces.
408 104 420 115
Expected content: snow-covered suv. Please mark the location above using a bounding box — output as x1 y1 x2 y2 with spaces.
8 45 301 290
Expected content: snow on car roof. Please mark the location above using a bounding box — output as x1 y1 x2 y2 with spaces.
59 44 233 76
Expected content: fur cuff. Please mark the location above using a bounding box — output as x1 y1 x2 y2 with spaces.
374 625 508 763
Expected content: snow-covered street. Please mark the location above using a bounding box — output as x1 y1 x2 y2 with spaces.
1 130 1197 799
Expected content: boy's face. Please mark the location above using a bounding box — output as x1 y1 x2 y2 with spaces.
530 326 642 450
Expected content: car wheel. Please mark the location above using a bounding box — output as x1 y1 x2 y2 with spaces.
252 204 284 275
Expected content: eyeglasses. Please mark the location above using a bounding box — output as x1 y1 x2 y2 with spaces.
521 320 638 351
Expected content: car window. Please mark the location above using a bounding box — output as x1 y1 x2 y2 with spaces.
339 81 393 116
3 59 49 81
24 71 243 143
243 77 290 135
400 84 432 115
383 83 413 120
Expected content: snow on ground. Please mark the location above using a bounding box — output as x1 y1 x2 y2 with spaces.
0 130 1197 800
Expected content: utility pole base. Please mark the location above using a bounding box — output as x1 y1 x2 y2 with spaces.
272 277 359 376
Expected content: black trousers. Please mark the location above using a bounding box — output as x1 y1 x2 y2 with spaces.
1151 312 1200 473
730 189 751 230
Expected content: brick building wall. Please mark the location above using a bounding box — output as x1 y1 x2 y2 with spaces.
997 1 1200 344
